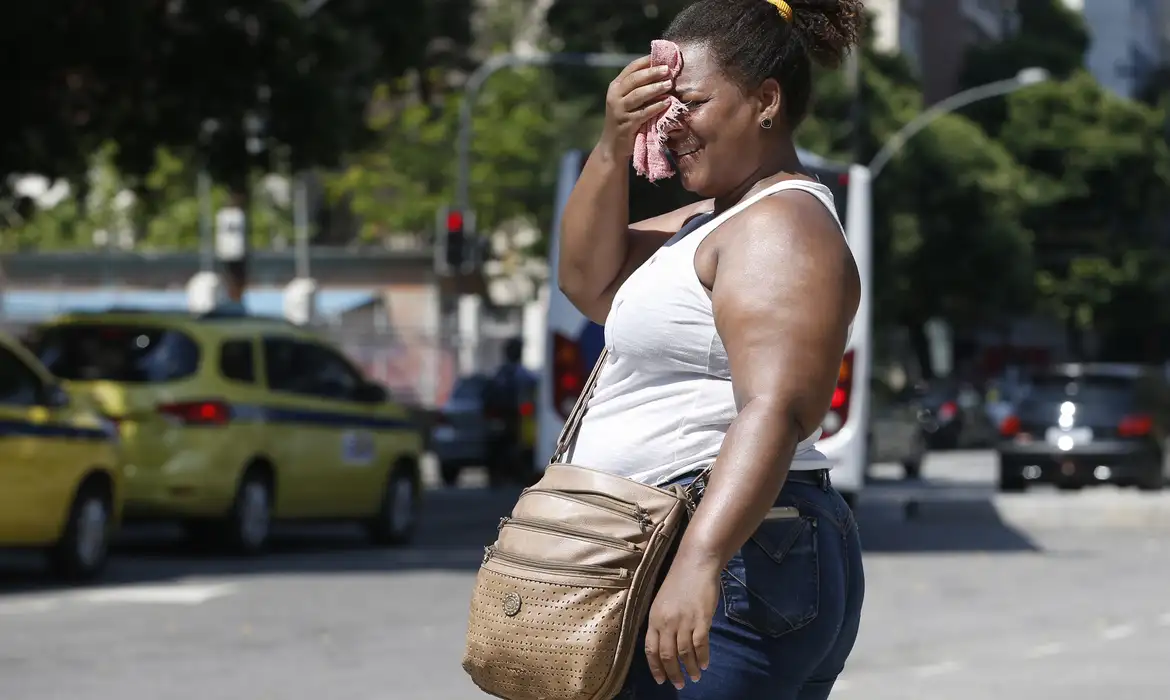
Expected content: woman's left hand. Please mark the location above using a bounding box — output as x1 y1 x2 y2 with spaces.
644 561 721 688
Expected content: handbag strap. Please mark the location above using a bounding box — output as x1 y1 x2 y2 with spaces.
549 347 610 464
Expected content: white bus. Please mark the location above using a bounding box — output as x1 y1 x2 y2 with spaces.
537 149 869 507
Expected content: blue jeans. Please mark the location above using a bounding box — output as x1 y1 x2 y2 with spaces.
619 472 865 699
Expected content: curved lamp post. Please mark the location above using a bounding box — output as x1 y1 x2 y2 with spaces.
867 67 1050 179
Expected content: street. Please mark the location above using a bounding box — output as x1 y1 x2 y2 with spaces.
2 451 1169 700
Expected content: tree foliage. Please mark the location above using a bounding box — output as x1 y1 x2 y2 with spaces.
326 69 592 244
957 0 1170 349
0 0 473 189
997 71 1170 343
2 142 292 252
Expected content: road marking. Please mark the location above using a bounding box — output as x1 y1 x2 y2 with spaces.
1025 642 1065 659
76 583 237 606
1101 624 1136 641
912 661 962 678
0 598 60 616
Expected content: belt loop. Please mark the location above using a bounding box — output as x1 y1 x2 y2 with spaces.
819 469 831 491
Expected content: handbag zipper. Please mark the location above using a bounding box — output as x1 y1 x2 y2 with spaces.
498 516 639 551
482 545 629 578
520 489 652 531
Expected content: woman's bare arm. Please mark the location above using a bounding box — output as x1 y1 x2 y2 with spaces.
557 143 712 324
673 191 861 573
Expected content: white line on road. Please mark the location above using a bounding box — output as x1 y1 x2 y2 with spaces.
76 583 237 606
911 661 963 678
0 598 60 616
1024 642 1065 659
1101 624 1136 641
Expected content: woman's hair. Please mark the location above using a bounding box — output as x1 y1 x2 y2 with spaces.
663 0 865 127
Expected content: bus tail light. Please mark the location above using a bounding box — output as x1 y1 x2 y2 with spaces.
820 351 855 439
552 333 584 419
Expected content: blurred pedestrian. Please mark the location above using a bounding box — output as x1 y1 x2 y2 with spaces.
556 0 866 697
482 337 537 487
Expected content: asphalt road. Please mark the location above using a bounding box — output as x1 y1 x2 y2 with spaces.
2 451 1169 700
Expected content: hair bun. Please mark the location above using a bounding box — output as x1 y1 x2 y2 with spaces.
790 0 864 68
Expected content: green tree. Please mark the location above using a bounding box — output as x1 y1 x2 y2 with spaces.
1 142 292 253
0 0 474 190
998 71 1170 354
326 69 591 248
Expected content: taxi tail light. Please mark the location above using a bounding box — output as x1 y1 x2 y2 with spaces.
938 401 958 421
519 401 535 417
552 332 584 420
158 400 231 426
999 414 1020 438
1118 414 1152 438
819 350 854 440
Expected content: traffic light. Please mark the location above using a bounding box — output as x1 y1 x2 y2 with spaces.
436 205 476 274
445 209 466 270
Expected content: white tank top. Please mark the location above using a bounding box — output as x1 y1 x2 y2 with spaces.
566 179 852 487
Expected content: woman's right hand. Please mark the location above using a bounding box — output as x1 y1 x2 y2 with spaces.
600 55 677 159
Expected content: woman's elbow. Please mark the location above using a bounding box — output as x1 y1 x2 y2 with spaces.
739 395 814 441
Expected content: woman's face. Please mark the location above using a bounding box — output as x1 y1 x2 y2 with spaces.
664 42 775 198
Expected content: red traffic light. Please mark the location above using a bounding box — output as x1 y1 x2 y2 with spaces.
446 210 464 232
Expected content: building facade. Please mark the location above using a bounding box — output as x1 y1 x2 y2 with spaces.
865 0 1019 102
869 0 1170 101
1071 0 1169 98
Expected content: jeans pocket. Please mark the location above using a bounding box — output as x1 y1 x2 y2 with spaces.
721 514 819 638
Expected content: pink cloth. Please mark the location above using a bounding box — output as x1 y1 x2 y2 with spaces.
632 40 688 182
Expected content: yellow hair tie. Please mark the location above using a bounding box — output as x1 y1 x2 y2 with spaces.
765 0 794 22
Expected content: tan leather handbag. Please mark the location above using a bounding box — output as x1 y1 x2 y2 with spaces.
462 348 706 700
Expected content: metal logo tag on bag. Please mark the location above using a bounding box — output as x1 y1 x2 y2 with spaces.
502 591 522 617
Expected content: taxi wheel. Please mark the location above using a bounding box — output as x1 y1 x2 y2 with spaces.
367 462 420 547
50 480 112 582
225 468 273 555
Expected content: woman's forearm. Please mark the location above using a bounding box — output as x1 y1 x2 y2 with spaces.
557 142 633 309
672 398 804 573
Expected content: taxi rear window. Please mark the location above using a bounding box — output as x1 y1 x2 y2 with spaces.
28 324 200 383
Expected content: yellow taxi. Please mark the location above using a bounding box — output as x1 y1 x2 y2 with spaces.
24 309 425 554
0 331 122 580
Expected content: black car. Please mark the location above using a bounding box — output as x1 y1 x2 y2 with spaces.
996 363 1169 492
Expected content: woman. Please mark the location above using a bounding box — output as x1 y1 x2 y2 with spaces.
556 0 866 698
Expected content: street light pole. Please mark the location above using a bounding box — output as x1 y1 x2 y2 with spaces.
866 67 1049 179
